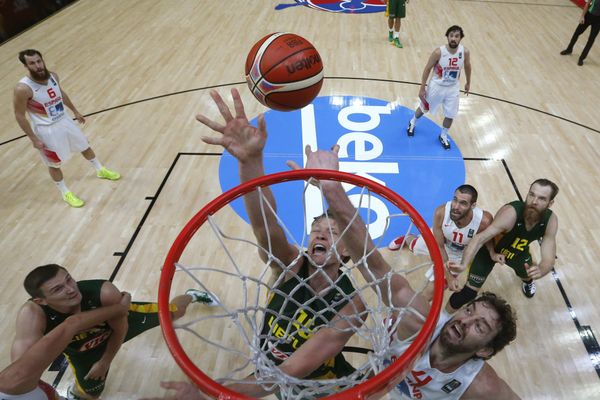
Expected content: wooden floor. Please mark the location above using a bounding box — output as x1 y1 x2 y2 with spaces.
1 0 600 398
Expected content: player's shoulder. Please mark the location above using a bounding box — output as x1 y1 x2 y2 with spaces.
465 362 519 399
49 71 59 81
14 81 33 97
16 300 46 325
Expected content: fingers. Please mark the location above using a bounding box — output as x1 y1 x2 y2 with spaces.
304 144 313 157
257 113 267 138
210 89 234 122
201 135 225 146
286 160 301 170
331 144 340 153
195 113 225 133
231 88 247 120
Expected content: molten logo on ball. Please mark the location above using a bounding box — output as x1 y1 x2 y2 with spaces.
245 32 324 111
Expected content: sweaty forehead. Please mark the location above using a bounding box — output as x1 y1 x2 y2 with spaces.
530 183 552 197
41 269 69 291
475 301 501 330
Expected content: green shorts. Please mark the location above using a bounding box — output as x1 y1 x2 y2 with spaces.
387 0 406 19
467 246 532 288
67 302 174 396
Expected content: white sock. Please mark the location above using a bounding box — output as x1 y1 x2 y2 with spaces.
394 30 399 39
441 127 449 139
55 180 69 195
89 157 103 171
410 116 417 126
389 28 393 34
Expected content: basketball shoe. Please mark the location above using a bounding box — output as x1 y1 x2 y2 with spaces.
522 280 536 298
186 289 220 306
439 134 451 150
66 385 85 400
63 191 84 208
388 31 393 42
393 38 403 48
388 235 415 251
407 121 415 137
97 167 121 180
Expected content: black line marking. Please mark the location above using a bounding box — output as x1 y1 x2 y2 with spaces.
463 157 493 161
113 252 124 257
502 159 600 378
145 196 154 200
4 76 598 147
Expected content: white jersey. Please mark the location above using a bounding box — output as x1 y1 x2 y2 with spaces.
430 45 464 87
19 75 66 126
389 311 484 400
442 201 483 255
0 383 63 399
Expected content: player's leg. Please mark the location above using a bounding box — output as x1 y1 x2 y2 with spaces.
507 252 537 298
387 0 394 42
63 118 120 181
391 0 405 48
561 14 591 55
65 348 107 399
446 247 494 312
439 87 459 150
387 233 418 251
170 290 221 320
578 18 600 65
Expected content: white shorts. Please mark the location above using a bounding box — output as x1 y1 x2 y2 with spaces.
419 81 460 119
0 384 63 399
33 117 90 167
412 234 462 282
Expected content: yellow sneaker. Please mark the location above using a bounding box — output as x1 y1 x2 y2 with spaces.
97 167 121 181
63 192 84 208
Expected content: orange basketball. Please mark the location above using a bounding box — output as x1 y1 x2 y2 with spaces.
245 32 324 111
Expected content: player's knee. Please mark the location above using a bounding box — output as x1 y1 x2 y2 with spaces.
449 285 478 310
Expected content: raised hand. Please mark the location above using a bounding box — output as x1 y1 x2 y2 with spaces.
287 144 341 172
196 89 266 163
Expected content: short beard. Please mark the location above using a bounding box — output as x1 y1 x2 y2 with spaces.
31 68 50 81
448 42 458 49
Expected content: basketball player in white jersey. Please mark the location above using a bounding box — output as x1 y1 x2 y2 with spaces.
0 293 130 400
406 25 471 150
141 91 519 400
13 49 120 208
388 184 494 296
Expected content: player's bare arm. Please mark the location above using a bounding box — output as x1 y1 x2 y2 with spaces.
419 48 442 101
1 296 130 395
13 83 44 150
83 281 129 381
197 89 298 269
228 295 365 398
432 205 450 264
462 363 521 399
10 301 47 361
526 213 558 280
479 210 502 262
464 48 472 95
53 72 85 124
454 205 517 274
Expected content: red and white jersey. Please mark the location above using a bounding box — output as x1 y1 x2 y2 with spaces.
388 311 484 400
19 75 66 126
0 381 63 399
430 45 464 87
442 201 483 255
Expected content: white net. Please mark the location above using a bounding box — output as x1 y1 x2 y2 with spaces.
164 175 441 399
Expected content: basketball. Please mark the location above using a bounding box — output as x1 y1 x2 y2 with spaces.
245 32 323 111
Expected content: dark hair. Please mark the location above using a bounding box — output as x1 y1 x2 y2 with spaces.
468 292 517 360
24 264 66 298
530 178 559 201
18 49 43 65
445 25 464 38
455 184 478 203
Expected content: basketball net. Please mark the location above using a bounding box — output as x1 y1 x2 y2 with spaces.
159 169 443 400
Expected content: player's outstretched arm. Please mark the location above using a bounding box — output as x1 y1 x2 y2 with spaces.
463 362 521 399
453 204 516 275
197 89 298 267
528 213 558 279
1 294 130 395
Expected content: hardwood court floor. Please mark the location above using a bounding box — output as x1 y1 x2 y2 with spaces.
0 0 599 398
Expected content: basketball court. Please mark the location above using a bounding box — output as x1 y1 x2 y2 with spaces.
1 0 599 398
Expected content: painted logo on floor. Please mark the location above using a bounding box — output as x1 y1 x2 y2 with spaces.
275 0 386 13
218 96 465 247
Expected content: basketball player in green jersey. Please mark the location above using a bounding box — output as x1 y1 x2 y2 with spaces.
11 264 219 400
446 179 559 312
1 294 130 400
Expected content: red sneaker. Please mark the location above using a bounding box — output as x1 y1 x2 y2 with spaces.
388 236 406 251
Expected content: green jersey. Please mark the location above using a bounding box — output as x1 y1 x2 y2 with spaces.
494 200 553 262
261 257 356 379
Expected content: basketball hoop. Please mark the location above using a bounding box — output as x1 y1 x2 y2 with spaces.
158 169 444 399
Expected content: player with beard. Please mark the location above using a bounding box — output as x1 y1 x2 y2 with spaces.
141 115 519 399
446 179 559 311
13 49 120 208
388 185 493 298
405 25 471 150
